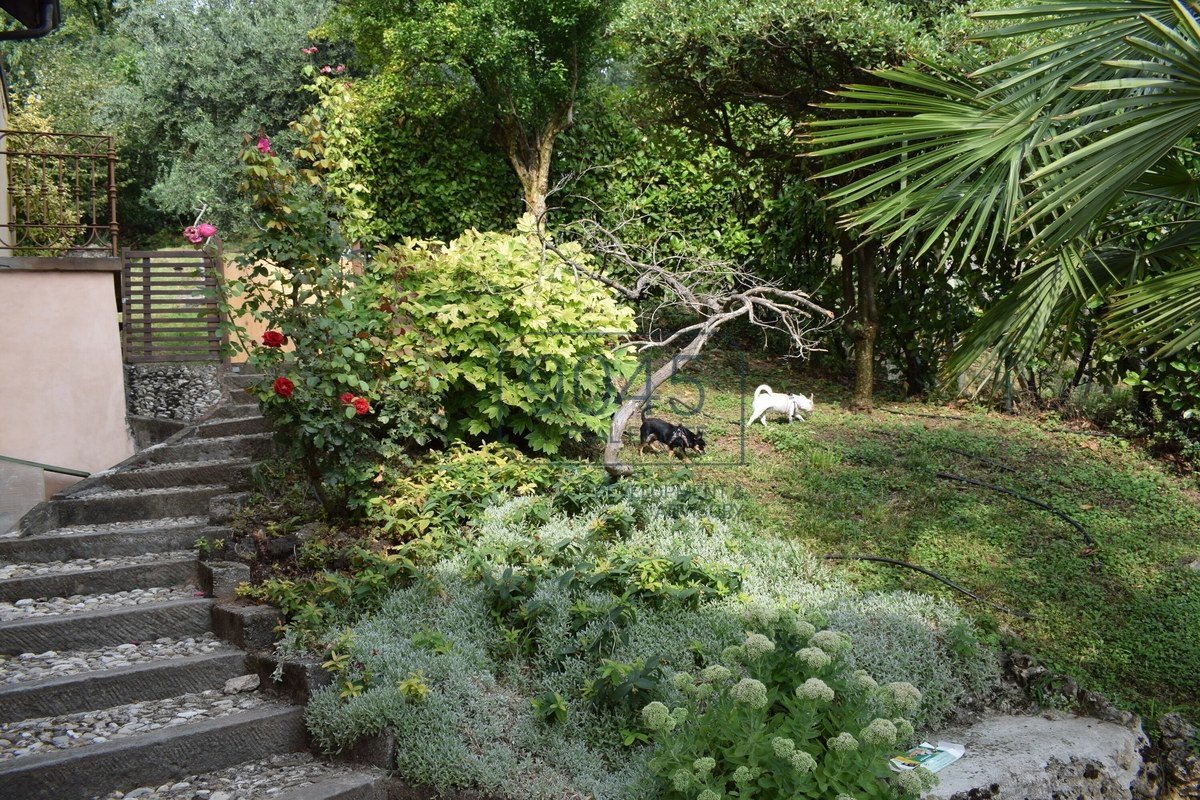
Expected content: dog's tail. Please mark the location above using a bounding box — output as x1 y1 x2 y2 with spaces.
754 384 772 397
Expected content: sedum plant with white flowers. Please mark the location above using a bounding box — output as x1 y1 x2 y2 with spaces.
645 626 937 800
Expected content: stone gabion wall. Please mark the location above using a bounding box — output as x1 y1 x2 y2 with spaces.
126 363 222 420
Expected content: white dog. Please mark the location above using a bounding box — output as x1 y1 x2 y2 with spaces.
748 384 814 426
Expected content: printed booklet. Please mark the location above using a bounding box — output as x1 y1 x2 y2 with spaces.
888 741 965 774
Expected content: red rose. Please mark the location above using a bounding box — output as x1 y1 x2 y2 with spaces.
261 330 286 348
339 392 354 405
352 397 370 415
273 376 294 398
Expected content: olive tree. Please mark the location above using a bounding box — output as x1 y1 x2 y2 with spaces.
334 0 619 224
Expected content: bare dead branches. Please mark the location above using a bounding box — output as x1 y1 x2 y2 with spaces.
535 214 834 476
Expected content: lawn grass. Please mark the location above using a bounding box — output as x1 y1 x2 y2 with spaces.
625 350 1200 721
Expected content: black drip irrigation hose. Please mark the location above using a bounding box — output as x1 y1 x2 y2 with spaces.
1046 427 1121 439
879 407 971 421
935 472 1101 569
936 445 1020 475
822 554 1033 619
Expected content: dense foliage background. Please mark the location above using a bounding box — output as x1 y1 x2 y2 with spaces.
4 0 1196 452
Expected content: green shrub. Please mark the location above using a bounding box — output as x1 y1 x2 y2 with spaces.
237 546 417 649
377 224 637 454
363 442 593 546
303 480 998 800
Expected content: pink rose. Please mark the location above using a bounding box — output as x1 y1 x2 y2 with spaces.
196 222 217 238
320 65 332 74
335 64 345 73
301 46 318 55
182 225 203 244
256 136 271 155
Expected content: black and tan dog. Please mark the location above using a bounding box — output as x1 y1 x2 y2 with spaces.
639 411 706 457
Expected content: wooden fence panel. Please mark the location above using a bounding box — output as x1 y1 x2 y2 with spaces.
122 250 222 363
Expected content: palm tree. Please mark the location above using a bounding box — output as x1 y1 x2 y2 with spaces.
806 0 1200 381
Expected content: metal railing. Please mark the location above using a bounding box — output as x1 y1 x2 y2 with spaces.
0 453 90 478
0 129 118 257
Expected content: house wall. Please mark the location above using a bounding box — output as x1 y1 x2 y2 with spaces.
0 270 133 475
0 76 10 257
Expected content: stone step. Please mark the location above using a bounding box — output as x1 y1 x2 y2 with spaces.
275 770 390 800
141 433 273 465
191 416 272 439
0 703 307 800
0 519 211 563
55 486 232 527
0 597 213 655
98 752 386 800
0 553 197 602
0 650 247 723
207 400 262 420
222 373 266 390
104 459 255 492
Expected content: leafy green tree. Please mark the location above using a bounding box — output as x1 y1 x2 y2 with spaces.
101 0 334 228
331 0 620 223
808 0 1200 383
616 0 979 408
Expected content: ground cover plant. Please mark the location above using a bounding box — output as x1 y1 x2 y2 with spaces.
298 472 995 800
631 353 1200 722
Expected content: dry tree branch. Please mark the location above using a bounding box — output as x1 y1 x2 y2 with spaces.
534 215 835 477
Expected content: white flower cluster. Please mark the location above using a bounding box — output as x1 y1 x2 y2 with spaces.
796 677 834 702
641 701 678 732
828 732 859 753
895 766 938 793
743 632 776 659
849 669 878 692
860 718 897 747
796 646 831 670
731 677 769 709
882 681 922 716
810 629 851 655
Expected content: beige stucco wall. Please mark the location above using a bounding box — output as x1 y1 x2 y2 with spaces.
0 87 10 257
0 271 133 474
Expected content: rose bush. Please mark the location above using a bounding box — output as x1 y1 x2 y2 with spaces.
218 68 445 512
220 67 635 512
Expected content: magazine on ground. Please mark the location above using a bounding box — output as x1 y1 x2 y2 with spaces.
888 741 965 773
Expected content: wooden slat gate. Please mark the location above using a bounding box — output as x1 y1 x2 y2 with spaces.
122 249 223 363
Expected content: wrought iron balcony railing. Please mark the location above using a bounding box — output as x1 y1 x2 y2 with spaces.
0 128 118 257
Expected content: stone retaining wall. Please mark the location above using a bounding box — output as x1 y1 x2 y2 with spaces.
126 364 221 421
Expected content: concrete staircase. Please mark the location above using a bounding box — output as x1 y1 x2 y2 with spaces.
0 372 392 800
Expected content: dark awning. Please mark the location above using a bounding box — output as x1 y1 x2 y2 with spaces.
0 0 60 39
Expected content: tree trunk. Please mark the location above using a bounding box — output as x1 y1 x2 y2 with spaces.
501 111 568 227
605 328 714 478
1058 320 1097 405
841 240 879 411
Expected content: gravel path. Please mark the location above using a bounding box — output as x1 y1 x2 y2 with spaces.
97 753 375 800
78 485 227 501
2 516 208 540
0 551 194 581
0 586 200 621
0 634 232 684
0 688 271 761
